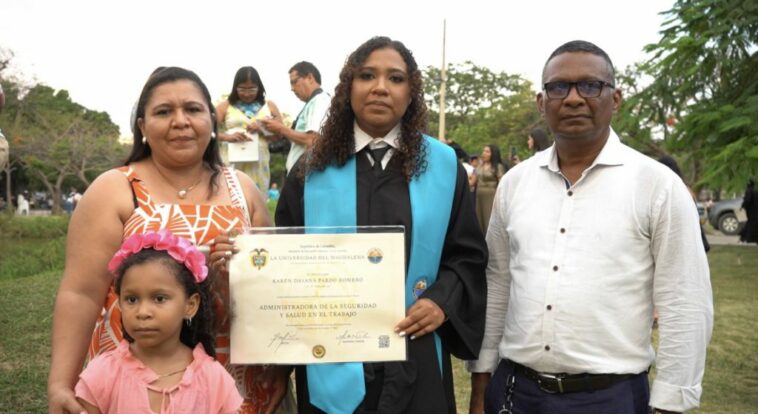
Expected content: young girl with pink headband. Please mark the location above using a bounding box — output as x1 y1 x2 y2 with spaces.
75 230 242 413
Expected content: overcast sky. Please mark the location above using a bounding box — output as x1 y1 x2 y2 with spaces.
1 0 674 135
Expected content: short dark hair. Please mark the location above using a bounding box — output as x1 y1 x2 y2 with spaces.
542 40 615 84
227 66 266 106
529 127 552 152
448 142 469 163
289 61 321 84
658 154 682 178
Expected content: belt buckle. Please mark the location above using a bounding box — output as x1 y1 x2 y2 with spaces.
536 373 566 394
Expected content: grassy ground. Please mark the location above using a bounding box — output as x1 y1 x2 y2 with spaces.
0 271 58 413
692 246 758 413
1 215 755 412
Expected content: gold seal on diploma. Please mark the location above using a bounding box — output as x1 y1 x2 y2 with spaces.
312 345 326 359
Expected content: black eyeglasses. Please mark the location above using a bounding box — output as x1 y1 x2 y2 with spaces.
289 76 303 86
543 80 615 99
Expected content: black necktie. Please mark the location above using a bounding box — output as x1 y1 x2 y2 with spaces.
368 146 390 174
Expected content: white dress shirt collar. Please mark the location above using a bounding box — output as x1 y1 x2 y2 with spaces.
353 122 401 153
539 128 626 173
353 122 400 169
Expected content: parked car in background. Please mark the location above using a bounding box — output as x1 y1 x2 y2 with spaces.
27 191 52 210
708 197 746 235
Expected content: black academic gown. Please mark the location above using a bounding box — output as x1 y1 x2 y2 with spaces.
275 152 488 413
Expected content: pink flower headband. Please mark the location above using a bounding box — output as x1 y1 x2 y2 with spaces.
108 229 208 283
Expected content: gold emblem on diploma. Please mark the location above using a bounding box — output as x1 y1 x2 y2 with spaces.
249 248 269 270
312 345 326 359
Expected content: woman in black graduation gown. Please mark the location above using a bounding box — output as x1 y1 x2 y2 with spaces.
275 36 487 413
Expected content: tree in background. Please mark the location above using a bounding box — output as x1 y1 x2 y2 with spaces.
622 0 757 193
0 80 123 214
613 63 664 155
424 62 543 161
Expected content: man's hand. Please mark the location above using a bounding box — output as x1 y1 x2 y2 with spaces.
260 365 293 414
469 372 491 414
260 118 287 137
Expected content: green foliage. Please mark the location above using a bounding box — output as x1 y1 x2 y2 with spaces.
423 62 543 158
0 76 125 213
0 237 65 281
425 62 530 120
267 198 278 222
269 152 287 189
628 0 758 191
0 213 69 238
613 64 662 155
0 215 69 280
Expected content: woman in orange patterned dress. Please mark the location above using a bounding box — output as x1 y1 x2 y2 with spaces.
48 67 293 414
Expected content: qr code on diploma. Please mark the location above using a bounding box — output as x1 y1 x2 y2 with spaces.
378 335 390 348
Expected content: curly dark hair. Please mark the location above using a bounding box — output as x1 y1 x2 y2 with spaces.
126 67 222 197
114 249 217 357
307 36 429 180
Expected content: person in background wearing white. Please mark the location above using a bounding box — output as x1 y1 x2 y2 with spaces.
17 191 30 215
260 61 330 175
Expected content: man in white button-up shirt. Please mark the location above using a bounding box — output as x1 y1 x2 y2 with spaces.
467 40 713 414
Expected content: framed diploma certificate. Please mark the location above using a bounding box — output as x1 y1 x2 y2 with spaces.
229 227 407 365
227 131 259 162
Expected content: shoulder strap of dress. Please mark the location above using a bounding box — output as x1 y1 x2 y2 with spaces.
117 166 153 211
222 167 252 227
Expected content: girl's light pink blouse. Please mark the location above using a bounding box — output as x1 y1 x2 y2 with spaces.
75 340 242 414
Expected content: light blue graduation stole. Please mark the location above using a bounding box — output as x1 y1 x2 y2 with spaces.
304 136 457 414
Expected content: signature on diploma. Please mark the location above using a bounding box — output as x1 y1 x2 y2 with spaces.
268 331 299 352
336 329 370 345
